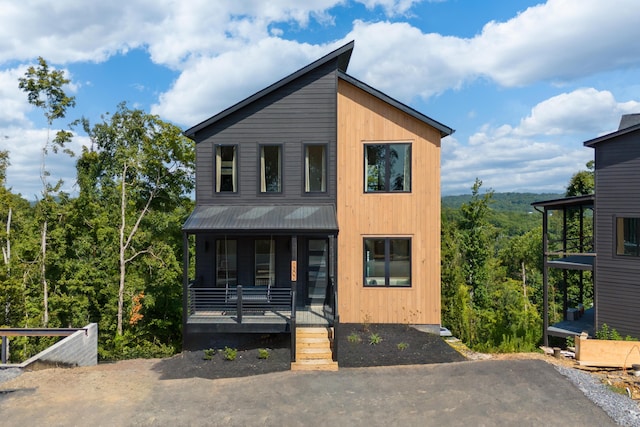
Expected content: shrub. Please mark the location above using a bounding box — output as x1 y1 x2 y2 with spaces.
203 348 216 360
368 333 382 345
223 346 238 361
257 348 270 359
397 342 409 351
347 332 361 343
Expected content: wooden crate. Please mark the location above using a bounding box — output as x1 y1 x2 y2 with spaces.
575 332 640 368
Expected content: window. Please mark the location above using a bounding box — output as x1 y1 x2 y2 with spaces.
365 143 411 192
216 239 237 286
305 145 327 192
260 145 281 193
364 238 411 287
617 217 640 256
255 239 275 285
215 145 237 192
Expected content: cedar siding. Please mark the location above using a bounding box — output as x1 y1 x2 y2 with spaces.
336 78 442 324
590 128 640 337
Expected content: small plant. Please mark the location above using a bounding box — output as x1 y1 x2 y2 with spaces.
565 336 575 348
397 342 409 351
361 312 372 333
369 332 382 345
257 348 270 359
222 346 238 361
203 348 216 360
347 332 362 344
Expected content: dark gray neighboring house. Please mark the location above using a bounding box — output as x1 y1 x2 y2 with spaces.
584 114 640 337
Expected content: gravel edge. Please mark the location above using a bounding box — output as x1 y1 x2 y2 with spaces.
555 365 640 426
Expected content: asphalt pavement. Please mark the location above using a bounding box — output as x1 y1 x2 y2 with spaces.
0 359 619 426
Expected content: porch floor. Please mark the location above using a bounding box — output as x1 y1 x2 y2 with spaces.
547 307 594 338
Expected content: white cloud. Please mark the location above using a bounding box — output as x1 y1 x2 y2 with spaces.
441 88 637 195
0 66 32 127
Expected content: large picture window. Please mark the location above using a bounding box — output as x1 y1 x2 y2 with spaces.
260 145 282 193
216 239 237 286
305 144 327 192
255 239 275 285
365 143 411 192
215 145 237 192
363 238 411 287
617 217 640 256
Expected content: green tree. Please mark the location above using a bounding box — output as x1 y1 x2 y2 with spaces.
81 103 194 338
18 57 76 326
458 178 494 309
565 160 594 196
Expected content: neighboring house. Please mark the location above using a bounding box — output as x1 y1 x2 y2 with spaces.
181 41 454 360
584 114 640 337
534 114 640 346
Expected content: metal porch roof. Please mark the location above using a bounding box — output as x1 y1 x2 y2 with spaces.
183 205 338 233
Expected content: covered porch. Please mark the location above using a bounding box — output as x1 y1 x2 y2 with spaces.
532 195 596 346
181 205 339 356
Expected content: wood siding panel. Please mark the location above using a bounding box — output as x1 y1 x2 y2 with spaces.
336 79 442 325
193 62 338 205
593 132 640 337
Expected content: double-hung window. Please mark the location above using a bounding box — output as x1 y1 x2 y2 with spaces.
617 217 640 256
305 144 327 192
255 239 276 285
260 145 282 193
364 238 411 287
215 145 237 192
365 143 411 192
216 239 237 286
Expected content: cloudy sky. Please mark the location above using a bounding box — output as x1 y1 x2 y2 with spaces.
1 0 639 198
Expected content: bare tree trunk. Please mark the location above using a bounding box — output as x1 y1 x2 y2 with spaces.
42 220 48 326
2 207 10 267
117 172 127 336
521 260 528 313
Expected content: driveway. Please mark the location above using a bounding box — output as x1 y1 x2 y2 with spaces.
0 358 618 426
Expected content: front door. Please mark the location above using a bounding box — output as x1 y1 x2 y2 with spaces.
307 239 329 306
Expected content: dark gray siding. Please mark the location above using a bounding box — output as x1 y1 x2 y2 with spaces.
593 131 640 337
193 60 338 205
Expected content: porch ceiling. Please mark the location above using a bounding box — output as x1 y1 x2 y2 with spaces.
182 204 338 234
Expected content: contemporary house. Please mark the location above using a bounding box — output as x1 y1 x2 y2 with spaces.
181 41 454 367
535 114 640 346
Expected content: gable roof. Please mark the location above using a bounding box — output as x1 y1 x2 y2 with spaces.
183 40 454 139
184 41 354 138
337 71 454 137
584 122 640 147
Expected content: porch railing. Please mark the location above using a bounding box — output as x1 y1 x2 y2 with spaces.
188 284 294 323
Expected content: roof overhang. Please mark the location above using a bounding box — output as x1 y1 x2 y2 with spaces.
183 205 338 235
531 194 595 210
584 122 640 147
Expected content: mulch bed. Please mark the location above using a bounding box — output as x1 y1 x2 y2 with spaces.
153 324 466 380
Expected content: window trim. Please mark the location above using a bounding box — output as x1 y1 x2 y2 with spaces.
363 142 412 193
215 144 238 193
303 143 328 194
363 237 412 287
258 144 283 194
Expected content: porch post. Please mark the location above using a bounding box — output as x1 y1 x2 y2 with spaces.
182 232 189 345
290 236 297 362
542 208 549 347
329 234 338 362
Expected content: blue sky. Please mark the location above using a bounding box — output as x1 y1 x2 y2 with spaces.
1 0 640 198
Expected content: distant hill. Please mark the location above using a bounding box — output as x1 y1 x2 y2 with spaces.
442 192 563 213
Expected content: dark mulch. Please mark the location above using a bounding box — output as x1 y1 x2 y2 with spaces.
153 324 466 380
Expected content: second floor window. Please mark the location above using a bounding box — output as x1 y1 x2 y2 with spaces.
260 145 281 193
216 145 237 192
365 143 411 192
305 145 326 192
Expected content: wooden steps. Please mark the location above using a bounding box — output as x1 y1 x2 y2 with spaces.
291 327 338 371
